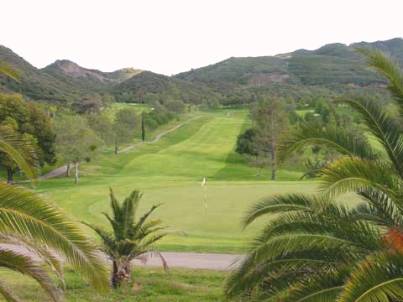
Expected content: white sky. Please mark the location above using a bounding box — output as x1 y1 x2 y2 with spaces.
2 0 403 75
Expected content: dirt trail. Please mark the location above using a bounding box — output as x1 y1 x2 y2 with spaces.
41 116 201 180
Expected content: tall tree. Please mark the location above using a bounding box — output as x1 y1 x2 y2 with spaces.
113 108 138 154
87 113 114 145
141 112 146 141
54 115 101 184
72 94 103 114
252 97 288 180
85 189 167 288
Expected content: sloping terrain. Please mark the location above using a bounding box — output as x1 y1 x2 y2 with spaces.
176 39 403 89
37 110 319 253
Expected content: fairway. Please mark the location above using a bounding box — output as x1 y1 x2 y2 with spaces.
37 109 320 253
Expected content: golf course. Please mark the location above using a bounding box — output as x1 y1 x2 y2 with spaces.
36 107 319 253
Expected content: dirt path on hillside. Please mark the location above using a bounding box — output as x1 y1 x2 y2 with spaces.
41 116 201 180
119 115 201 153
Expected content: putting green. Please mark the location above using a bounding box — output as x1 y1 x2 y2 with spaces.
37 109 324 253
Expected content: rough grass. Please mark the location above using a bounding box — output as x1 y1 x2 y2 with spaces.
0 267 226 302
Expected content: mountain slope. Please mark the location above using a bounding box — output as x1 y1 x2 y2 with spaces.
175 38 403 91
113 71 219 103
1 38 403 105
0 45 80 101
43 60 142 90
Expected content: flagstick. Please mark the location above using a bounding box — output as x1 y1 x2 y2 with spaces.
201 177 207 214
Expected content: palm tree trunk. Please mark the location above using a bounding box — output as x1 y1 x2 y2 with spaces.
6 167 13 184
111 259 131 288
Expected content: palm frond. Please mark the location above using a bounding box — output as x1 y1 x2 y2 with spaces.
339 252 403 302
320 157 397 198
0 234 64 285
243 194 316 227
0 247 61 302
0 280 21 302
0 133 36 180
284 269 347 302
0 183 109 291
279 123 377 162
337 97 403 177
358 189 403 228
358 48 403 114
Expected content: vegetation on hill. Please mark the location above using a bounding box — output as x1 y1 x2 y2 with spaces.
2 38 403 107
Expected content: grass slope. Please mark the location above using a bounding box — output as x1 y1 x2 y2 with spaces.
37 109 321 253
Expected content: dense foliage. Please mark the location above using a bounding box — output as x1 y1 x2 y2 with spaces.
226 49 403 301
0 94 55 182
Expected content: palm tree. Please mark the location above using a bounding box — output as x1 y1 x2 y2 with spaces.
85 189 167 288
226 49 403 301
0 64 109 301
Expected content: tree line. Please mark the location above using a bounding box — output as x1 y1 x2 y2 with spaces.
0 91 187 184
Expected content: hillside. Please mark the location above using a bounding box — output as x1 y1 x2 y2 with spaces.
1 38 403 104
0 45 80 102
43 60 142 91
113 71 219 103
175 38 403 94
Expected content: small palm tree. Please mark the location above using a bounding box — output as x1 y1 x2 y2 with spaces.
86 189 167 288
226 49 403 301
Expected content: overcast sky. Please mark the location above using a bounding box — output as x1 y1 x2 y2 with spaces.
2 0 403 75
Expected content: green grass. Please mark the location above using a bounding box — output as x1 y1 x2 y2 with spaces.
296 109 314 117
36 109 350 253
103 102 151 120
0 267 226 301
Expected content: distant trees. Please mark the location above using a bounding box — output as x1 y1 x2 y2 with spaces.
142 104 175 131
54 115 101 183
0 94 56 182
87 113 114 145
235 128 258 156
164 99 186 114
85 189 166 288
236 97 289 180
112 108 138 154
253 97 289 180
72 94 106 114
